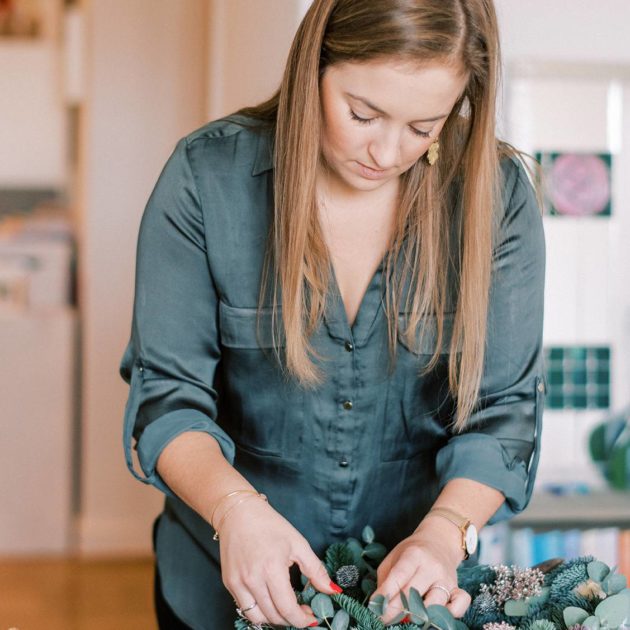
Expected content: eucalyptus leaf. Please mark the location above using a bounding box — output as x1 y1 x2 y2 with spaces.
583 615 601 630
368 593 387 616
362 542 387 561
345 537 364 564
426 604 457 630
526 586 551 606
595 589 630 627
409 587 429 623
301 583 317 605
331 609 350 630
311 593 335 620
588 560 611 583
361 577 376 597
454 621 469 630
300 573 309 586
602 573 628 595
504 598 530 616
563 606 590 626
400 590 409 613
362 525 375 544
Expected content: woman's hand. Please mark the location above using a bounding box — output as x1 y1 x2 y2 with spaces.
369 522 472 626
217 496 341 628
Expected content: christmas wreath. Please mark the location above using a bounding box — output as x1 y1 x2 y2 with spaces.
234 525 630 630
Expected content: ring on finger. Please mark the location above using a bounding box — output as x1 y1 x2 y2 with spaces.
428 583 453 601
234 598 258 617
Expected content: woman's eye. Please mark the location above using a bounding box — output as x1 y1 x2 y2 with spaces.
410 127 431 138
349 108 431 138
348 109 375 125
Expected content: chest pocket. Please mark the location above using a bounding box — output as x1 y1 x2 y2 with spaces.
380 312 455 462
218 301 304 459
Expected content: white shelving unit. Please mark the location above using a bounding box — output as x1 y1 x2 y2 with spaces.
511 490 630 530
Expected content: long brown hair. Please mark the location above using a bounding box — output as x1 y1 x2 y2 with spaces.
235 0 512 433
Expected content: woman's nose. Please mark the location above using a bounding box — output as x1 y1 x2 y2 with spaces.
367 128 401 169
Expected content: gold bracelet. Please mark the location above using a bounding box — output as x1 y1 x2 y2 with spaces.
209 489 260 529
212 492 268 541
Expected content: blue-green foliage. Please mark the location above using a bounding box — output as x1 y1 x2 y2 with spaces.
457 565 498 595
547 559 592 603
325 542 356 577
234 529 629 630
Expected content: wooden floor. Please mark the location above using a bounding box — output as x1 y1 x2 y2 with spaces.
0 557 156 630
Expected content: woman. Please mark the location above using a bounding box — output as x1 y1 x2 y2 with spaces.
120 1 546 628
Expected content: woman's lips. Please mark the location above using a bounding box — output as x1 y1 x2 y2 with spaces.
355 161 389 180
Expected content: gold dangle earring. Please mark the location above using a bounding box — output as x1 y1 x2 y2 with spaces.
426 139 440 165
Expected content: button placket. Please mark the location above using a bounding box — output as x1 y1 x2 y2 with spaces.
328 336 357 532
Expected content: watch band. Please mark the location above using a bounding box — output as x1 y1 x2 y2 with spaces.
426 507 472 559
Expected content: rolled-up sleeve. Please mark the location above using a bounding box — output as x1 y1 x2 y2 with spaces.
435 156 546 525
119 137 235 499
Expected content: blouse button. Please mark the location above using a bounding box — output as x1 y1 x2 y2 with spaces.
342 400 353 410
339 457 349 467
344 340 354 352
537 381 545 393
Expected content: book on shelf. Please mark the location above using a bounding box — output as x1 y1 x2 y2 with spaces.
478 525 630 579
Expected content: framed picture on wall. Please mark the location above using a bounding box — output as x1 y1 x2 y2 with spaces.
535 151 613 217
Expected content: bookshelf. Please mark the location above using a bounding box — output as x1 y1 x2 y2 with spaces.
477 490 630 577
510 489 630 530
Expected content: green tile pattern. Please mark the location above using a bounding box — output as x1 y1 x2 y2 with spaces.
544 346 610 409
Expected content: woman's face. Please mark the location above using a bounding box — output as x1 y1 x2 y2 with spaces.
319 58 468 195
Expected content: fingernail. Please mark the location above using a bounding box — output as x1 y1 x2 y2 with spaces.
329 580 343 593
308 622 319 627
401 615 412 623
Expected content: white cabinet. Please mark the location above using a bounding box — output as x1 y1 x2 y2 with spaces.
0 307 77 554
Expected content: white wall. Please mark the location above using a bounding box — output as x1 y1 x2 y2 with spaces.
206 0 304 119
78 0 208 555
495 0 630 65
496 1 630 488
0 9 66 187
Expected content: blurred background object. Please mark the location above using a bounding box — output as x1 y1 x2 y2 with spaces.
0 1 629 627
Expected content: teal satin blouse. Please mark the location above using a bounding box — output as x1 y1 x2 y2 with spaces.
119 115 546 628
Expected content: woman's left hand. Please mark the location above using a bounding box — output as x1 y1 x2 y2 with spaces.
369 525 472 625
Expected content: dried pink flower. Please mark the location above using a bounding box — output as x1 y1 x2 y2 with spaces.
478 564 545 606
483 622 517 630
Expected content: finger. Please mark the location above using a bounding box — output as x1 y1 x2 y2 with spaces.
238 577 292 627
232 584 270 626
370 555 416 608
381 572 451 625
445 587 472 619
266 564 319 628
292 545 341 596
379 589 407 625
373 568 412 625
299 603 320 624
423 583 454 608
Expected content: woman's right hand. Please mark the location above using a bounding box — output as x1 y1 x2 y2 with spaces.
216 495 341 628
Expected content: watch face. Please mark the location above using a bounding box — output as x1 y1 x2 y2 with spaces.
465 524 478 553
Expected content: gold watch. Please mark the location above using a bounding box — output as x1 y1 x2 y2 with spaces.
427 507 478 560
